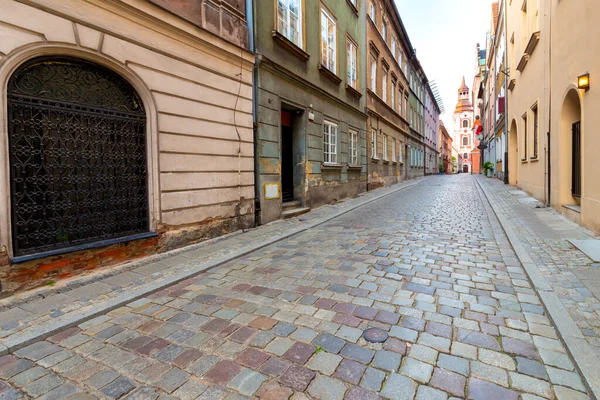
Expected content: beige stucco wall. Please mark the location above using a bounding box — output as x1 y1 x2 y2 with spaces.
549 0 600 233
506 0 547 201
0 0 255 257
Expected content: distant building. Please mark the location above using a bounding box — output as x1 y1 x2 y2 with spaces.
452 78 475 173
439 122 453 174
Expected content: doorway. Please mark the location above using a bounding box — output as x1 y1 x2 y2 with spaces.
281 111 294 202
572 121 582 198
463 165 469 173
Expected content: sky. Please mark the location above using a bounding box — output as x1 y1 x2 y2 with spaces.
395 0 494 128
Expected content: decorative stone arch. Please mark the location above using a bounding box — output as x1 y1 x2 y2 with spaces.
558 86 583 206
0 44 160 259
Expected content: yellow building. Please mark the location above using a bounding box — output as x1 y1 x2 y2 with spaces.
506 0 600 233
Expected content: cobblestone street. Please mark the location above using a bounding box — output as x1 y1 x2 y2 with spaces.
0 175 592 399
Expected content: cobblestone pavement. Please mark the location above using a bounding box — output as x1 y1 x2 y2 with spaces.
0 175 591 399
0 178 424 352
478 177 600 359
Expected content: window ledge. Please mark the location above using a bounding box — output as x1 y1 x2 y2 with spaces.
392 161 398 165
525 31 541 56
521 158 528 163
319 64 342 84
508 78 516 91
272 31 310 61
346 84 362 98
321 162 343 170
383 159 390 164
346 0 359 15
530 157 539 162
347 164 363 171
371 157 380 163
517 54 529 72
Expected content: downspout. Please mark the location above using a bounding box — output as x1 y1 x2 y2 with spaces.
503 0 509 184
247 0 261 226
547 0 552 206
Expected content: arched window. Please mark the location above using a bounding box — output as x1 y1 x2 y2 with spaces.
463 153 469 159
462 120 469 128
7 57 148 256
462 136 469 146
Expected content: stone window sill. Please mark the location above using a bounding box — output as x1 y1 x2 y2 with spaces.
346 0 359 15
321 162 343 171
371 157 380 163
347 164 363 171
383 160 390 164
319 65 342 84
272 31 310 61
346 84 362 98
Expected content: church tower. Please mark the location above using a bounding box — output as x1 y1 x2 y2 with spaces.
453 77 474 173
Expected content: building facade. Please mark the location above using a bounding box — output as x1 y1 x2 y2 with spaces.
0 0 254 292
407 61 427 179
452 78 475 173
365 0 411 189
424 84 441 175
254 0 368 224
439 122 452 174
504 0 600 233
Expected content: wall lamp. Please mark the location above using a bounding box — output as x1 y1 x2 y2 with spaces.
578 72 590 91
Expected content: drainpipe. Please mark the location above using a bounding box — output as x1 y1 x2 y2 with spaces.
247 0 261 226
503 0 509 184
547 0 552 206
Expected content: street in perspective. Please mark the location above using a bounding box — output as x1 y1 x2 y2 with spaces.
1 0 600 399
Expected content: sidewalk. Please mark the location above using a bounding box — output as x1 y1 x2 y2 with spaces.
477 175 600 398
0 177 428 356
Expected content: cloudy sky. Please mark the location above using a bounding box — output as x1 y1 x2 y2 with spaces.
395 0 494 127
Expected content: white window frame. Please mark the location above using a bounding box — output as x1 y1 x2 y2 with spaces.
371 128 378 159
383 134 388 160
391 38 396 59
369 1 376 21
347 38 358 89
392 138 396 162
277 0 303 48
382 70 388 102
370 56 377 92
398 142 403 163
323 121 338 164
349 130 359 165
382 20 387 42
321 7 337 73
399 91 403 115
398 51 403 70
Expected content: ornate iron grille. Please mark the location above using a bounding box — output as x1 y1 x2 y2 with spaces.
7 57 149 257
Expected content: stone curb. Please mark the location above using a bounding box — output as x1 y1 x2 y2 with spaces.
0 177 428 356
475 175 600 400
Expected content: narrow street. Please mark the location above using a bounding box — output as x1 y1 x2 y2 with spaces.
0 175 591 399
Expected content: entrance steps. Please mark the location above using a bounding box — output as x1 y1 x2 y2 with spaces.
282 200 310 219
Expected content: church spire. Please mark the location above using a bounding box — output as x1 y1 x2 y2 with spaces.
455 77 473 113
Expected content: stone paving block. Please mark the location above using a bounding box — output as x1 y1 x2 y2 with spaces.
430 368 466 397
545 366 587 392
306 352 342 375
278 364 316 391
87 369 120 389
361 367 385 391
271 322 297 337
380 373 417 400
227 369 267 397
340 343 375 364
38 383 79 400
336 326 362 343
156 367 190 393
259 357 290 377
437 354 469 376
390 326 418 342
509 372 553 398
290 328 319 343
23 374 63 398
313 333 345 354
236 348 270 369
478 349 516 371
255 381 293 400
416 385 448 400
282 342 316 364
456 329 500 351
538 349 574 371
468 378 519 400
554 386 590 400
401 357 434 383
265 338 294 357
515 357 548 380
307 375 347 400
502 338 541 360
204 360 242 386
121 385 159 400
418 333 451 352
14 342 61 361
10 365 49 387
172 379 207 400
409 344 438 364
372 350 401 371
0 358 34 380
471 361 508 387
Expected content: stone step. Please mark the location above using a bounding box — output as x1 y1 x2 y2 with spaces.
282 200 302 211
281 207 311 219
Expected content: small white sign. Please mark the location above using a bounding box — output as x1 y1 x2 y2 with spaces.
264 183 280 200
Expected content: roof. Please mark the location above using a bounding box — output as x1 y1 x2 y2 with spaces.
455 77 473 113
492 2 499 33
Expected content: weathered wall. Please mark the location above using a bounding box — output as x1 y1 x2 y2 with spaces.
0 0 254 292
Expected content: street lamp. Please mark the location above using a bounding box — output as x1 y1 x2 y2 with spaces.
578 72 590 91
